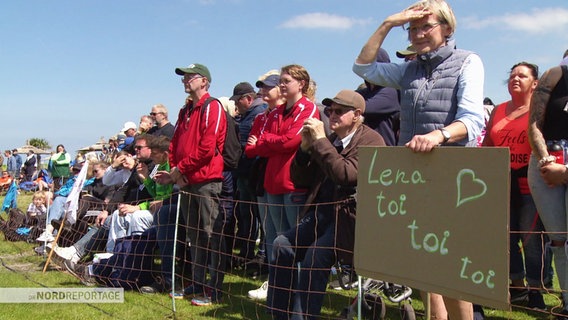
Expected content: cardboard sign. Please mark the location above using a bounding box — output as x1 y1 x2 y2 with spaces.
355 147 509 310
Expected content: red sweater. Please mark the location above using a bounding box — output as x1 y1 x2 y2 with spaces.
169 93 226 184
247 96 319 194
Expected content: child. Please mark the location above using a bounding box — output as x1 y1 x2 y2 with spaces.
27 191 48 226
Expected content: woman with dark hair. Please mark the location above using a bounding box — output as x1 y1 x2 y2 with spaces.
48 144 71 190
483 62 547 309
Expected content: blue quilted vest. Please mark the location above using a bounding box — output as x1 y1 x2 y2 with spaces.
398 40 474 146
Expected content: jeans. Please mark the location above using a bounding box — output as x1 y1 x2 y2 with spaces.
509 194 549 287
154 204 179 289
265 191 306 261
236 176 261 259
181 181 225 295
528 155 568 305
106 209 153 253
268 210 335 320
47 196 67 225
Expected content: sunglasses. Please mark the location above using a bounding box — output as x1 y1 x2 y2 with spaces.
134 145 148 150
324 106 356 117
149 112 163 116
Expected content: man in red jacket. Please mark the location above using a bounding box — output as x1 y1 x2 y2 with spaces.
155 63 227 306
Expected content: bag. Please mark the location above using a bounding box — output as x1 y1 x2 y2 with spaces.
91 228 157 290
0 208 29 241
203 97 242 171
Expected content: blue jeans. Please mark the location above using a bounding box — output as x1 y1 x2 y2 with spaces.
181 181 225 295
47 196 67 225
528 155 568 305
268 210 335 320
264 192 306 261
509 193 549 287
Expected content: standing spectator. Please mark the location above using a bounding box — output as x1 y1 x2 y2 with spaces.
528 63 568 320
5 150 18 179
138 115 154 135
244 73 285 284
23 150 37 181
355 48 401 146
155 63 227 306
352 0 485 318
48 144 71 190
118 121 137 152
147 104 175 139
12 149 23 178
483 62 546 309
229 82 267 263
246 64 320 305
268 90 385 318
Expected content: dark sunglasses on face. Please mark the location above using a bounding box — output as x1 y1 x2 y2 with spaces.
324 106 356 117
134 145 147 150
149 112 162 116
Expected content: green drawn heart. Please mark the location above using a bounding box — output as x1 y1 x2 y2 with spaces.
456 169 487 207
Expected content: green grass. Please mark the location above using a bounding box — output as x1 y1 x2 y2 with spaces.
0 193 564 319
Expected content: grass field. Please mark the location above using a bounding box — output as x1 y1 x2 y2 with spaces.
0 192 563 319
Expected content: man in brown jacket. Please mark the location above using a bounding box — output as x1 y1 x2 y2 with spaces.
267 90 385 319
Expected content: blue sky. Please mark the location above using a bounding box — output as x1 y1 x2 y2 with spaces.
1 0 567 158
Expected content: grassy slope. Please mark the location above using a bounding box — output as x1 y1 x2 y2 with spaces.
0 193 560 319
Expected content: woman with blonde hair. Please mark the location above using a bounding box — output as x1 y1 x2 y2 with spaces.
353 0 485 318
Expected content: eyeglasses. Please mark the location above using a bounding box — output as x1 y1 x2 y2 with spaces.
134 145 148 150
324 106 356 117
149 112 163 116
92 169 101 174
405 22 441 35
181 75 203 83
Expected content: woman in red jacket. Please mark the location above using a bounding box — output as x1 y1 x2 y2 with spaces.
245 64 320 296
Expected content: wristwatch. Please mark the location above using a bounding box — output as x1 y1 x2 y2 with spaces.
439 128 451 144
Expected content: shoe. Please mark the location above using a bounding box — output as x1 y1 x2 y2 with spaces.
53 245 77 261
169 291 184 300
34 245 46 255
140 282 166 294
191 295 213 306
245 254 268 279
64 260 96 286
510 287 529 303
527 290 546 311
183 285 204 297
36 231 55 242
248 281 268 300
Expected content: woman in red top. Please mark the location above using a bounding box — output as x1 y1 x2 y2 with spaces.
483 62 546 309
246 65 319 287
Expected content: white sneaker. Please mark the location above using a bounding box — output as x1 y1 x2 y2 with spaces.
54 246 77 261
248 281 268 300
36 231 55 242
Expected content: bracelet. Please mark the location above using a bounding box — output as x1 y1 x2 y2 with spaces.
538 155 557 167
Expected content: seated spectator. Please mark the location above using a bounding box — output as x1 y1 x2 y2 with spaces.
26 190 48 226
0 170 13 192
36 161 85 243
267 90 385 318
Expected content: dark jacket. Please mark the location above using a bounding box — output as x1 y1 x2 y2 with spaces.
291 124 385 264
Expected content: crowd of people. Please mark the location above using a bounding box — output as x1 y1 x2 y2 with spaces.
3 0 568 319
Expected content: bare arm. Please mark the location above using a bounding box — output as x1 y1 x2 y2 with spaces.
528 67 562 160
355 7 430 64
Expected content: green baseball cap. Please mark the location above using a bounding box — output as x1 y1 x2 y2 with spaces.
175 63 211 82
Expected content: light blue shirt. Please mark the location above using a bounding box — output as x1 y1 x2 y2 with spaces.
353 53 484 143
